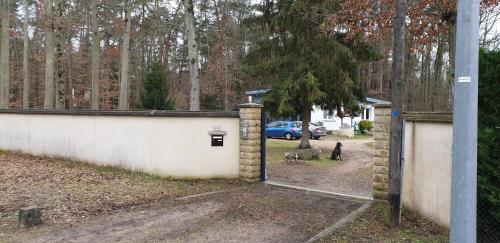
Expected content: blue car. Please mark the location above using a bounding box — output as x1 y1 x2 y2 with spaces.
265 121 302 140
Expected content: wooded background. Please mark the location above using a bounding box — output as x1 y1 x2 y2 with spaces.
0 0 498 111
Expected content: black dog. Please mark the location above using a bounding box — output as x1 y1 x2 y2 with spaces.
330 142 343 160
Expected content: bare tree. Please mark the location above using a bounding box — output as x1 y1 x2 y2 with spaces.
184 0 200 111
22 0 30 109
2 0 256 110
119 0 131 110
480 5 500 49
0 0 10 109
44 0 55 109
54 0 65 109
91 0 100 110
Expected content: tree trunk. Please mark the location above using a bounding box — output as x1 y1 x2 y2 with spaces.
66 34 73 109
447 20 457 110
448 21 456 74
433 36 444 86
404 46 417 111
422 46 431 110
184 0 200 111
433 36 445 111
54 0 65 109
299 106 311 149
0 0 10 109
90 0 100 110
136 3 146 108
43 0 55 109
22 0 30 109
118 0 131 110
377 40 386 92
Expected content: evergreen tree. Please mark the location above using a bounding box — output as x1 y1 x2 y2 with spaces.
477 49 500 237
244 0 377 148
140 63 174 110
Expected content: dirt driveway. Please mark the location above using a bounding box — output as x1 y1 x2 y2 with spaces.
15 186 364 243
0 151 366 243
266 135 374 198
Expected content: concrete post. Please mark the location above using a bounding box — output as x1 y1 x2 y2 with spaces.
373 104 391 200
451 0 480 241
239 103 263 182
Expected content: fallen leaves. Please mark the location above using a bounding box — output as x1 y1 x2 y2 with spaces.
0 152 239 234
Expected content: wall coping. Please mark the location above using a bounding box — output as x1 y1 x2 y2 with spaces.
403 112 453 123
239 103 264 108
0 109 240 118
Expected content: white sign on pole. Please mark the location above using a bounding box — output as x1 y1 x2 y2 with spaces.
458 76 471 83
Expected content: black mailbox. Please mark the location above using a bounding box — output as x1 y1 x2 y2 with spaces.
211 135 224 146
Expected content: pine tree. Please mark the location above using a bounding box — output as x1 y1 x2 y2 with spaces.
245 0 377 148
140 63 174 110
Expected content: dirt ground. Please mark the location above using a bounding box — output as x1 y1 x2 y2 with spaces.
0 151 363 242
13 186 363 243
0 151 244 238
266 135 374 198
0 151 449 242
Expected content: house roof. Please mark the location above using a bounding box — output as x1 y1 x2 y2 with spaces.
244 89 271 96
244 89 391 105
364 97 391 105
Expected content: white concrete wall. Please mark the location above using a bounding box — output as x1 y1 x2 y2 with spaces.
0 113 240 179
403 121 452 227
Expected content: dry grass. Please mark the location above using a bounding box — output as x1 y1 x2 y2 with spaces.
266 139 339 167
320 202 449 242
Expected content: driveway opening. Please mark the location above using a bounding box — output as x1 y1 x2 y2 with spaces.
262 131 374 199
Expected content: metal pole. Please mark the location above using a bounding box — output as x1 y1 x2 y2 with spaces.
451 0 480 242
388 0 405 227
260 109 267 181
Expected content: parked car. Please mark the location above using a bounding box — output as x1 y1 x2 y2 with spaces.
295 121 327 139
309 122 328 139
265 121 302 140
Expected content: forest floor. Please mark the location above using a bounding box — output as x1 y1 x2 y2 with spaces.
266 135 374 198
0 151 448 242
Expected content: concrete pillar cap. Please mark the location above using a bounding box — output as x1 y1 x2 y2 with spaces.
239 103 264 109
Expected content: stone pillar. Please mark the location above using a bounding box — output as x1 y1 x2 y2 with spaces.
239 103 263 182
373 104 391 200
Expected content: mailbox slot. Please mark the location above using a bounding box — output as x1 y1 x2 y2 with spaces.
211 135 224 146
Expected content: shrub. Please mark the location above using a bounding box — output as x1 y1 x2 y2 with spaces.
477 49 500 238
358 120 374 134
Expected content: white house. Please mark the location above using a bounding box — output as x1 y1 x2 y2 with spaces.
311 97 391 131
244 89 390 131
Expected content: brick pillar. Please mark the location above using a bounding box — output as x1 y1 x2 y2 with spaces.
239 103 263 182
373 104 391 200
